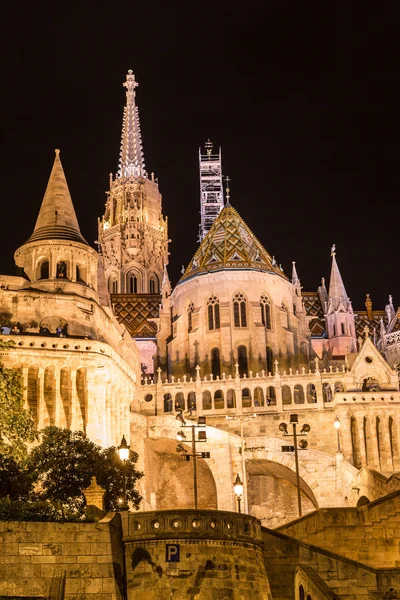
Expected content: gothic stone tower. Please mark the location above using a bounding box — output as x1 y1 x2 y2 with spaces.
98 71 169 373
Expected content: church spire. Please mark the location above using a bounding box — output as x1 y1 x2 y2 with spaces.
328 244 348 307
117 70 146 179
291 261 300 286
26 149 88 245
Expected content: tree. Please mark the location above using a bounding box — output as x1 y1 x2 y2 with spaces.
29 427 100 519
0 340 36 460
0 453 36 500
30 426 143 518
95 446 143 511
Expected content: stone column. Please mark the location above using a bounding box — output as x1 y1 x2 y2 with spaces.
70 369 78 431
22 366 29 411
37 367 45 430
379 414 392 472
356 414 367 467
366 415 380 469
54 367 61 426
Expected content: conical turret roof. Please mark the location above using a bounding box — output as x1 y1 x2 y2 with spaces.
25 150 88 245
328 252 348 303
180 204 286 283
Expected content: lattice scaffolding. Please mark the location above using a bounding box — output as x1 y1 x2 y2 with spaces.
198 140 224 242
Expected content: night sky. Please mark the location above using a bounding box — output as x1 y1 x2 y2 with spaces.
1 3 399 310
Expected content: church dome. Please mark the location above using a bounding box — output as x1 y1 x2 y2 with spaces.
179 204 287 284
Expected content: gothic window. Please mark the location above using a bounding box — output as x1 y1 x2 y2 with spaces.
266 347 273 374
237 345 248 377
56 261 67 279
108 274 118 294
341 322 346 335
260 294 272 329
40 260 49 279
129 275 138 293
149 274 159 294
233 292 247 327
207 295 220 330
211 347 221 379
188 301 195 333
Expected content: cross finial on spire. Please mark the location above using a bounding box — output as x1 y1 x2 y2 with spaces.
225 176 231 205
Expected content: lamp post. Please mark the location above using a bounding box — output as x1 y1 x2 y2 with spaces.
118 435 130 511
176 416 208 509
279 414 310 517
334 416 341 453
233 473 244 513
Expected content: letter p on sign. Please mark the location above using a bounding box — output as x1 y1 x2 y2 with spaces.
166 543 180 562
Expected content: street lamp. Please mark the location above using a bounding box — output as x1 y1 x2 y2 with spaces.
233 473 244 513
118 435 130 511
279 414 310 517
334 416 341 453
176 417 209 509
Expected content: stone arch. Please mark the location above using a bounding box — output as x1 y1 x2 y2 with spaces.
202 390 212 410
175 392 185 410
294 384 305 404
246 456 318 528
226 389 236 408
242 387 252 408
56 260 68 279
254 387 264 407
143 437 218 510
214 389 224 409
163 393 172 413
126 269 141 293
357 495 370 507
267 386 276 405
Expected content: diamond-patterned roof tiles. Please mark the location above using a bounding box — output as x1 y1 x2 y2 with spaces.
180 204 287 283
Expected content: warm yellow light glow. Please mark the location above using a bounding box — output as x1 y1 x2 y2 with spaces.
334 417 341 430
233 474 243 497
176 430 186 442
118 435 130 461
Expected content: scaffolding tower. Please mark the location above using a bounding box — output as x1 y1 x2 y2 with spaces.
198 140 224 242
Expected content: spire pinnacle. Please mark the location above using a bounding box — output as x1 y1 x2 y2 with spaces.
118 70 146 179
291 261 300 285
25 150 88 245
225 176 231 205
328 246 348 305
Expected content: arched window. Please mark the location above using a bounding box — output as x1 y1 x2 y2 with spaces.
76 265 86 284
211 347 221 379
188 301 194 333
108 274 118 294
260 294 272 329
233 292 247 328
294 385 305 404
282 385 292 405
207 295 220 330
227 389 236 408
237 345 248 377
266 347 273 374
149 274 159 294
242 388 252 408
254 387 264 407
56 261 67 279
202 390 212 410
40 260 49 279
307 384 317 403
267 386 276 405
323 383 332 402
129 275 138 293
299 585 305 600
214 390 224 409
187 391 196 412
175 392 185 410
163 393 172 413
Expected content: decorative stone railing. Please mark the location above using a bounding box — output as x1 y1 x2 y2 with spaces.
123 509 263 546
385 330 400 347
0 334 137 382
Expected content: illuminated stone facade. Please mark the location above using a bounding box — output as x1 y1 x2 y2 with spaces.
1 70 400 536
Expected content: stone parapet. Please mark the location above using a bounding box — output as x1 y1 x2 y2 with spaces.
123 508 263 546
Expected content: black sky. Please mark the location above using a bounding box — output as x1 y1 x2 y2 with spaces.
1 3 399 310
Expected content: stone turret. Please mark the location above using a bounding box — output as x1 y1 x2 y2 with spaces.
14 150 98 298
325 245 357 357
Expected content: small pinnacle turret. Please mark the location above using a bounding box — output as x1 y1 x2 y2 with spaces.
118 70 146 179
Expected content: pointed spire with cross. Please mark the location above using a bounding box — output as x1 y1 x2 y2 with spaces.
118 70 146 179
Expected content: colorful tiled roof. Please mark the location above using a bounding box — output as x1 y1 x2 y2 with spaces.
179 204 287 283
